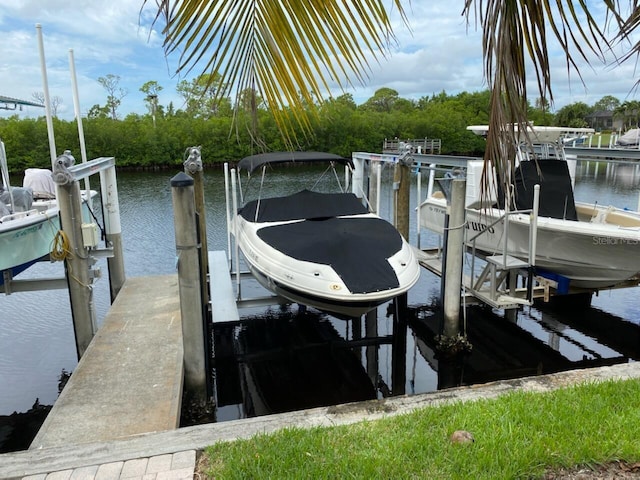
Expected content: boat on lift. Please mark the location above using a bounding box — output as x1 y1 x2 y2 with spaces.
229 151 421 317
0 139 62 285
419 125 640 290
0 140 94 286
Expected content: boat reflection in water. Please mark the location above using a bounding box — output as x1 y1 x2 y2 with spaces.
211 289 636 422
213 309 378 419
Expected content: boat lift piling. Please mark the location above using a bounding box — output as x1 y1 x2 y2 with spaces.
53 156 97 358
99 164 126 301
170 172 208 402
441 179 466 339
183 146 210 307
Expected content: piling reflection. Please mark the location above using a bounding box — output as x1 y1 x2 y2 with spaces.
212 296 637 423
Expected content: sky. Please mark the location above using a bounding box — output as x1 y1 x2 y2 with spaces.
0 1 639 121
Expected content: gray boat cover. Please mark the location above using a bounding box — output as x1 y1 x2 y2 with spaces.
0 187 33 213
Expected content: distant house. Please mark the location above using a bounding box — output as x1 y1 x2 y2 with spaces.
584 110 623 132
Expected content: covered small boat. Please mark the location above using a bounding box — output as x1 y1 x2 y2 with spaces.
0 140 60 285
229 151 421 317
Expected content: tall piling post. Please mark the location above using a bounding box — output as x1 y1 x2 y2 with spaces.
394 163 411 240
52 152 96 358
442 179 466 337
100 165 126 301
184 146 210 307
171 172 207 402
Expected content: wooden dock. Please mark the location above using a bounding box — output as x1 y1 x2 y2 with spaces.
30 275 183 449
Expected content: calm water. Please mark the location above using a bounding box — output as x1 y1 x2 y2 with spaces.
1 160 639 447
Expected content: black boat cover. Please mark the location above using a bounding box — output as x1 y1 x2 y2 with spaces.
257 216 403 294
512 159 578 221
237 151 351 174
239 190 368 223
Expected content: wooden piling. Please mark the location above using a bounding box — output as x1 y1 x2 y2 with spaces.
394 163 411 240
184 147 210 307
171 172 207 401
442 179 466 337
55 178 96 358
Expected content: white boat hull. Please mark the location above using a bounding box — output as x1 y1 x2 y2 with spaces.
420 197 640 289
235 212 421 317
0 207 60 278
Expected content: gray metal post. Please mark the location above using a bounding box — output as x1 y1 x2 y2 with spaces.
442 179 466 337
171 172 207 400
53 153 96 358
100 165 126 301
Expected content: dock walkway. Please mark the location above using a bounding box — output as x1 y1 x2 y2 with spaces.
30 275 184 449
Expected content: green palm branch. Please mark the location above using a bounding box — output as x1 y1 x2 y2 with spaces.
147 0 638 190
146 0 406 148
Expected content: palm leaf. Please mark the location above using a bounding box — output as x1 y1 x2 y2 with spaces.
463 0 624 200
145 0 406 149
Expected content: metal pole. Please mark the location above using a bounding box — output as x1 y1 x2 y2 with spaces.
170 172 207 400
100 165 126 300
68 49 91 201
36 24 57 167
442 179 466 337
529 184 540 267
231 168 241 298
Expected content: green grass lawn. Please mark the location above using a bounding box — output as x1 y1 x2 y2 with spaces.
200 378 640 479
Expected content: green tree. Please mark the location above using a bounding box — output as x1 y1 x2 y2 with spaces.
361 88 401 113
140 81 163 118
176 74 231 118
97 74 128 120
553 102 592 128
614 100 640 130
593 95 620 112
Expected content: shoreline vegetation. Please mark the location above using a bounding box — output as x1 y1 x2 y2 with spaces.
0 88 621 174
197 378 640 479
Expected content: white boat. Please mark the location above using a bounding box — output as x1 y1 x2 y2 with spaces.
0 140 94 286
0 140 61 284
419 126 640 290
616 128 640 148
230 151 421 317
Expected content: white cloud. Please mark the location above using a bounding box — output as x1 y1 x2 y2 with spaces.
0 0 638 121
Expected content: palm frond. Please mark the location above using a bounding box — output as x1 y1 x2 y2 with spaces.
145 0 406 149
463 0 621 198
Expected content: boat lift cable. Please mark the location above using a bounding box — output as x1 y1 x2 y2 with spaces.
82 196 105 240
254 165 267 223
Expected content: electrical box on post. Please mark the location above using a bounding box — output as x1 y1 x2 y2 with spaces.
81 223 99 248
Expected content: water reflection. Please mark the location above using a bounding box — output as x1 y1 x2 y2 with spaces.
209 290 636 423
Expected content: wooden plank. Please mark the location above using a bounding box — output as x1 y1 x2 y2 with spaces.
209 250 240 323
